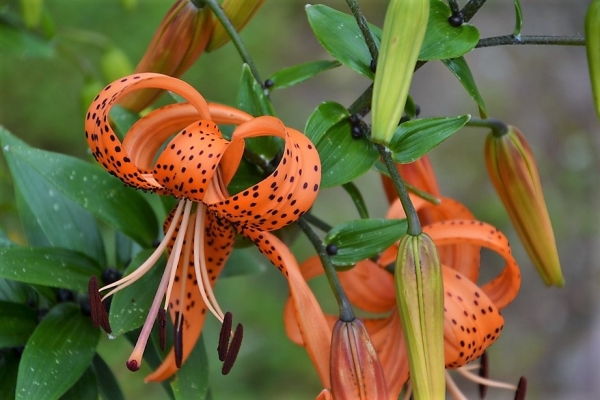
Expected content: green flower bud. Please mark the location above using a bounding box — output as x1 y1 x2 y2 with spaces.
206 0 266 52
395 232 445 400
371 0 429 144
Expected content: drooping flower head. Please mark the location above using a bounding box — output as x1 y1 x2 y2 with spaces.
285 166 522 398
85 72 330 382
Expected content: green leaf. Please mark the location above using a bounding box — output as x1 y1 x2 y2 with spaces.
325 219 408 266
220 245 267 278
109 249 165 336
306 5 380 78
341 182 369 219
91 354 125 400
170 335 209 400
0 227 15 247
0 128 158 246
513 0 523 36
60 366 98 400
0 24 55 59
236 64 281 160
0 348 19 400
389 115 470 163
305 102 378 188
0 247 102 291
0 278 39 304
419 1 480 61
441 57 487 117
0 301 38 348
267 60 341 90
16 303 100 400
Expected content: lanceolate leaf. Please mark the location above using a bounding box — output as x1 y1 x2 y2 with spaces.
0 128 158 246
306 4 380 79
170 336 209 400
91 354 125 400
419 1 480 61
60 367 98 400
16 303 100 400
0 247 102 291
325 219 408 266
109 249 165 336
389 115 470 163
441 57 487 117
305 102 378 188
0 301 38 348
267 60 341 90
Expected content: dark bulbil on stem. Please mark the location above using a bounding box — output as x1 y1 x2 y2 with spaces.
448 12 464 27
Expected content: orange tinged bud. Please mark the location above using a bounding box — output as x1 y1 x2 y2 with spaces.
119 0 214 112
485 126 564 286
330 319 388 400
206 0 265 51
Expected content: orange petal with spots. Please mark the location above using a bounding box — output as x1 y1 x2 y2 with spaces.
207 116 321 232
424 220 521 309
242 228 331 389
442 266 504 369
338 260 396 314
153 121 228 201
146 208 235 382
85 73 210 191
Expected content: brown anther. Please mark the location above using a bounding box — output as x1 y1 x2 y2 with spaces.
158 308 167 351
88 276 112 333
126 360 140 371
174 312 184 368
218 311 233 362
478 351 489 399
221 323 243 375
514 377 527 400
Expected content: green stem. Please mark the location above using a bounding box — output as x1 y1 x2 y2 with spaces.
461 0 488 22
477 34 585 48
348 84 373 117
298 218 355 322
376 144 422 236
345 0 379 61
466 117 509 137
447 0 460 15
204 0 263 84
302 212 334 233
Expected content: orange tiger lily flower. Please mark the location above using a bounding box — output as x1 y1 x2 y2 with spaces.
285 196 521 398
85 72 330 383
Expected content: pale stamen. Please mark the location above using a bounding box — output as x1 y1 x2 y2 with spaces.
455 366 518 391
192 204 226 323
445 371 469 400
100 199 186 300
163 200 194 308
127 200 193 371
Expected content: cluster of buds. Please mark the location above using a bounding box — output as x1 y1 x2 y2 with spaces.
118 0 265 112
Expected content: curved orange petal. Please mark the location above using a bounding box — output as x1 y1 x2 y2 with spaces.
242 228 331 389
442 266 504 369
338 260 396 314
85 73 210 190
207 116 321 232
424 220 521 309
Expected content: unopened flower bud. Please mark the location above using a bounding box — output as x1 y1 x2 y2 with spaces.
118 0 214 112
330 319 388 400
371 0 429 144
395 233 445 399
484 126 564 286
206 0 265 51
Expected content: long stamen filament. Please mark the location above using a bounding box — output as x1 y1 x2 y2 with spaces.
100 200 186 300
455 367 518 390
445 371 468 400
163 200 194 308
192 204 225 323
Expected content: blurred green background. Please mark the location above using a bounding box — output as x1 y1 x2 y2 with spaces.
1 0 599 399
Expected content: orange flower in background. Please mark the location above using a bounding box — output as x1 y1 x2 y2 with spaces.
85 72 330 382
285 194 521 398
485 126 564 287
